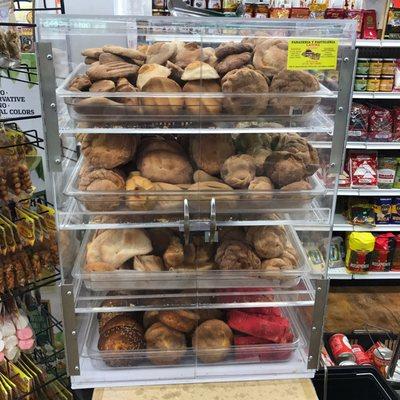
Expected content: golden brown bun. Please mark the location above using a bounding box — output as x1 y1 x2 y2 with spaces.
183 80 222 115
146 41 177 65
181 61 219 81
221 154 256 189
192 319 233 363
145 322 186 365
78 168 125 211
136 64 171 90
158 310 200 333
81 134 138 169
142 77 183 115
138 150 193 184
190 135 235 176
143 311 159 329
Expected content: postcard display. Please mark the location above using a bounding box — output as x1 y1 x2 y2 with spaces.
35 16 356 388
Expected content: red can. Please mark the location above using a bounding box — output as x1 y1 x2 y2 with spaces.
372 345 393 377
352 344 372 365
329 333 355 363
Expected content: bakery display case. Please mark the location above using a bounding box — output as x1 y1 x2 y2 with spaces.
36 15 356 389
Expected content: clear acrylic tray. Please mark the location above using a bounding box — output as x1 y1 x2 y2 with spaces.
71 224 310 291
64 157 327 215
58 63 334 123
82 310 301 370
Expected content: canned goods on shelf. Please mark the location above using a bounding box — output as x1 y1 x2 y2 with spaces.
367 75 381 92
356 58 370 75
354 75 368 91
382 59 396 75
379 75 394 92
339 360 357 366
329 333 356 363
193 0 207 8
369 58 383 75
373 346 393 377
352 344 372 366
208 0 222 10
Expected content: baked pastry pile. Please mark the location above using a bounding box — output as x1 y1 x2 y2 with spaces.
97 306 294 367
68 39 321 117
84 226 299 273
76 132 319 211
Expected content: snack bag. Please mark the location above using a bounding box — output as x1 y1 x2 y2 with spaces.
392 197 400 224
348 198 375 226
345 232 375 273
362 9 378 39
370 233 396 272
349 152 378 188
348 103 369 141
368 106 393 141
393 107 400 141
373 198 392 224
345 9 363 38
12 309 35 353
377 157 397 189
394 159 400 189
328 236 345 269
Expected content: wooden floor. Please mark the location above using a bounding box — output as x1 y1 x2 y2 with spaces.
325 285 400 333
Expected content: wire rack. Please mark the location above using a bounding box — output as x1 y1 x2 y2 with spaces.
2 123 45 150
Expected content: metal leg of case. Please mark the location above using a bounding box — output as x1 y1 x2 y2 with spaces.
308 279 330 369
36 41 62 173
329 47 357 176
61 283 80 376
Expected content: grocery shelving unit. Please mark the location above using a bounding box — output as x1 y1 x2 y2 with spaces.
329 35 400 281
36 15 356 389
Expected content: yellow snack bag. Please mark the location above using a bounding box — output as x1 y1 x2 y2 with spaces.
15 208 35 247
2 216 22 251
6 362 33 399
0 217 16 253
21 207 44 243
36 204 56 232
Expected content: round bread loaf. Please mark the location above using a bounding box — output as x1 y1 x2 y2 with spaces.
158 310 199 333
98 325 145 367
145 322 186 365
192 319 233 363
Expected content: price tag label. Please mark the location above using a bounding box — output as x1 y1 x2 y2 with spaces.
287 39 339 70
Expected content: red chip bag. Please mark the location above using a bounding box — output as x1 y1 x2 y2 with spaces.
368 106 393 141
349 152 378 187
392 107 400 141
369 233 396 272
362 9 378 39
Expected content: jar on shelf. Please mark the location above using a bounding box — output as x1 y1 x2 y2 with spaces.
366 75 381 92
382 59 396 76
368 58 383 75
354 75 368 91
379 75 394 92
356 58 370 75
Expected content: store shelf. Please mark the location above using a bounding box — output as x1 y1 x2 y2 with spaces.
337 188 400 196
329 267 400 280
353 92 400 99
356 39 400 47
333 214 400 232
346 141 400 150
